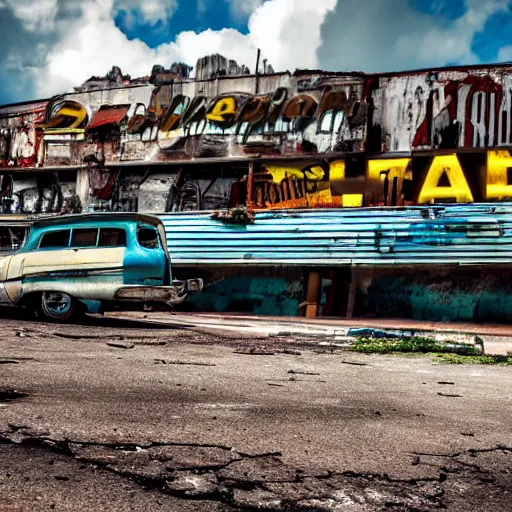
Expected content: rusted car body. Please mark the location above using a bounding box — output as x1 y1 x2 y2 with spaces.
0 213 202 321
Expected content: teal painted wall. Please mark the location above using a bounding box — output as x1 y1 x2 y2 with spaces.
178 267 304 317
362 270 512 323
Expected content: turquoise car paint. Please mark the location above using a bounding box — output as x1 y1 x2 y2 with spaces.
80 300 103 314
1 213 202 318
20 217 170 287
122 224 169 286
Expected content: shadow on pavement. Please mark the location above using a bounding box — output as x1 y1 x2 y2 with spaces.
0 306 195 331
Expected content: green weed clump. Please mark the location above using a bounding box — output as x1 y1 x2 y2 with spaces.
433 353 512 365
351 337 480 356
351 337 512 365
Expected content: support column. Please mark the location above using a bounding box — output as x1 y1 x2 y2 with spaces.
247 161 255 209
305 270 321 319
346 267 358 319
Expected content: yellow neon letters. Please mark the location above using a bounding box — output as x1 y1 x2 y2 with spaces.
487 150 512 200
418 154 473 204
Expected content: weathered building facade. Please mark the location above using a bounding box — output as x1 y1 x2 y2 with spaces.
3 56 512 322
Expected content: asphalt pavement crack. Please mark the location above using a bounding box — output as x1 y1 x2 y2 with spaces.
2 425 511 510
155 359 216 367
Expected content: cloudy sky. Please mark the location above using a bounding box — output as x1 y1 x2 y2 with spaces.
1 0 511 105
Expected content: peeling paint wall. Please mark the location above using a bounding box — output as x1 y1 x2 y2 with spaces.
369 65 512 153
0 102 47 168
358 268 512 323
0 69 367 170
6 62 512 171
177 266 304 316
4 61 512 215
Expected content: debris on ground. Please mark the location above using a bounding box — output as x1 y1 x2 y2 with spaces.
106 342 135 350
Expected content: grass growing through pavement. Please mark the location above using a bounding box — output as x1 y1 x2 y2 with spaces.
351 337 512 365
351 336 480 355
433 353 512 365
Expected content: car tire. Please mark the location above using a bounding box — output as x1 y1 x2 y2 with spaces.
40 292 77 322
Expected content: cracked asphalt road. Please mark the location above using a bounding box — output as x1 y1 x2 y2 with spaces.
1 311 511 511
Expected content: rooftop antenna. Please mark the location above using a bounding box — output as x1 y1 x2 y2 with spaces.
255 48 261 94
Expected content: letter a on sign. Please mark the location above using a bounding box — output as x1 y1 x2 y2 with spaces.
418 154 474 204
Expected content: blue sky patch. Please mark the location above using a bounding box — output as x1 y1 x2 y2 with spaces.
471 3 512 62
409 0 467 20
114 0 250 48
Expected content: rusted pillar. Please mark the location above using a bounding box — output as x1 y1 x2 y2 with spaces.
255 49 261 94
346 267 358 319
247 161 255 209
305 271 321 319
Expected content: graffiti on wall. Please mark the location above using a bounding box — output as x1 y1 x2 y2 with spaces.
157 85 366 157
4 61 512 214
5 63 512 170
370 70 512 152
0 73 367 169
0 102 46 168
40 84 366 164
252 150 512 210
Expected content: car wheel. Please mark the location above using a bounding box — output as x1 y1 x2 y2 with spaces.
40 292 77 322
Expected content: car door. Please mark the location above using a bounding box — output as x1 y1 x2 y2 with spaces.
122 224 168 286
6 227 127 281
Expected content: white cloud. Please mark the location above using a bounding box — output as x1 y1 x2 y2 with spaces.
226 0 265 20
497 46 512 63
33 0 336 98
1 0 59 32
4 0 508 105
249 0 337 71
114 0 178 25
318 0 508 72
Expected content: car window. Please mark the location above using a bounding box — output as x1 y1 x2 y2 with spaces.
99 228 127 247
138 227 159 249
0 227 26 252
39 230 71 249
71 229 98 248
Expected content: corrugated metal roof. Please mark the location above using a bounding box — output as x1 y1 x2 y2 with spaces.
159 204 512 266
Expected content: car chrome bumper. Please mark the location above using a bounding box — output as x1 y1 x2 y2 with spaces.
114 279 203 304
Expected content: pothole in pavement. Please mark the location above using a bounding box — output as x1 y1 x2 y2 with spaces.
0 388 28 402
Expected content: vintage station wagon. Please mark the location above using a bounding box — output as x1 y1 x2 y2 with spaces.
0 213 202 321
